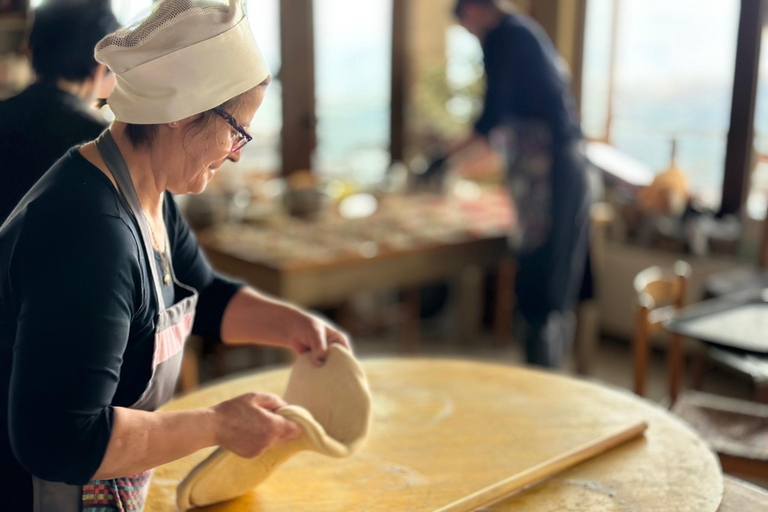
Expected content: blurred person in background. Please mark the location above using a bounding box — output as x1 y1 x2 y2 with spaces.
0 0 119 223
435 0 591 368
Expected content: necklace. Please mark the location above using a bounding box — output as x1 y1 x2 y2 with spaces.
140 203 171 286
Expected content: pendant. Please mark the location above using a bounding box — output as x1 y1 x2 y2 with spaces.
164 273 171 285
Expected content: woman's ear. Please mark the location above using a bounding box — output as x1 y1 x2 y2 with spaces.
92 64 116 99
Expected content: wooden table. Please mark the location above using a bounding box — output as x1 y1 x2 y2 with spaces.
721 475 768 511
199 229 512 351
665 288 768 402
146 358 724 511
665 288 768 355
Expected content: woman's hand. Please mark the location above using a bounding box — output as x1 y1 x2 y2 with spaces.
286 312 351 366
220 288 352 363
211 393 303 458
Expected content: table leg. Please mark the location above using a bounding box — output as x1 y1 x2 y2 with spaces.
401 288 420 353
755 382 768 404
458 265 483 345
494 258 516 347
214 344 228 377
692 350 707 390
250 346 265 368
574 300 599 375
179 338 201 393
667 333 685 402
334 300 356 337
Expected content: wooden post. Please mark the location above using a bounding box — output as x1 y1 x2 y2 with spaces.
668 263 690 402
721 0 764 216
571 0 588 113
761 213 768 268
390 0 408 163
280 0 316 175
633 306 649 397
528 0 560 48
604 0 622 143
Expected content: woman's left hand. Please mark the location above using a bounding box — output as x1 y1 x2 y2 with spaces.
286 311 351 366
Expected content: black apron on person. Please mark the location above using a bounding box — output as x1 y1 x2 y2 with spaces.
492 118 591 368
28 131 198 512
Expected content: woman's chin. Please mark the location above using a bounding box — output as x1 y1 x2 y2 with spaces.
188 181 208 195
188 170 216 194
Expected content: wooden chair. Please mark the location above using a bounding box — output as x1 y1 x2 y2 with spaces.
633 263 768 480
632 261 691 400
720 475 768 511
693 268 768 403
671 391 768 480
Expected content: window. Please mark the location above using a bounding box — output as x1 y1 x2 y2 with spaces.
110 0 152 25
407 14 485 158
239 0 282 173
581 0 741 209
748 1 768 220
30 0 152 25
313 0 392 183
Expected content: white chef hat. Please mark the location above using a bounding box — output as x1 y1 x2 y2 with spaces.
94 0 269 124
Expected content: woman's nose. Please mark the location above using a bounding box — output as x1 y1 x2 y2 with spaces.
227 150 242 163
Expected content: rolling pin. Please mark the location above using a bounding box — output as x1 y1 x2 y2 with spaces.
431 421 648 512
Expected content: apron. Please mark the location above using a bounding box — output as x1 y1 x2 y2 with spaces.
30 131 199 512
491 119 590 367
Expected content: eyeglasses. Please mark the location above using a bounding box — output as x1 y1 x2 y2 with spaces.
213 106 252 153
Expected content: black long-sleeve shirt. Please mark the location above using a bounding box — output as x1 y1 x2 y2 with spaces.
0 148 243 510
474 13 581 145
0 82 108 224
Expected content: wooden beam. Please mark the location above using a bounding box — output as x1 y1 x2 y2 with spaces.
390 0 408 163
761 214 768 268
528 0 560 47
280 0 316 175
605 0 622 144
571 0 588 114
721 0 764 216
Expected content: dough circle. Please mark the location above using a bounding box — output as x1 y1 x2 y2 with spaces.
176 344 372 509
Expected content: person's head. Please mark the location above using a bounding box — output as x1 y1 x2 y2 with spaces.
454 0 512 40
28 0 120 98
121 78 270 195
95 0 271 195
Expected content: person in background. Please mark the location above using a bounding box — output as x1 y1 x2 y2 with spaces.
0 0 119 223
440 0 592 368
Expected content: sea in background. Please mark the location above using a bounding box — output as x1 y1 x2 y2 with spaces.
583 0 768 216
36 0 768 215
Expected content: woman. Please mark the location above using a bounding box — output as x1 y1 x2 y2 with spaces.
0 1 349 510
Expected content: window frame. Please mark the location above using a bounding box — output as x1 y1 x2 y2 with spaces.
581 0 765 216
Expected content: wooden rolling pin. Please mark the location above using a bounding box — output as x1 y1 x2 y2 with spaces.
432 421 649 512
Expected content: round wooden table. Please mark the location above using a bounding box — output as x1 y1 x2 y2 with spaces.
146 357 723 512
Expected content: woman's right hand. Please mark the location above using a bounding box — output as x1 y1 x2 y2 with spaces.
211 393 303 458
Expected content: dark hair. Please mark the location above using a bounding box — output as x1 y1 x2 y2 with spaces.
455 0 492 17
124 79 270 148
28 0 120 83
454 0 514 18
